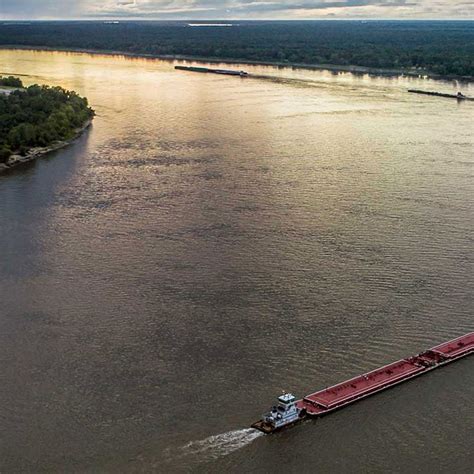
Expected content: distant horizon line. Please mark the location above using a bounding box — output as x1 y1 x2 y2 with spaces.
1 18 473 22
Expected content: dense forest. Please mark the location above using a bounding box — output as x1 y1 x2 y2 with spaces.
0 21 473 78
0 76 23 87
0 77 94 163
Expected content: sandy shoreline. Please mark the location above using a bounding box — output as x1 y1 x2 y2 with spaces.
0 118 93 174
2 45 473 83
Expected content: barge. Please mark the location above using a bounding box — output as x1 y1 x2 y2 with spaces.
408 90 474 101
252 331 474 434
175 65 248 77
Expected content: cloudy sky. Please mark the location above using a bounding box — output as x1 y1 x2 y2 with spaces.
1 0 473 20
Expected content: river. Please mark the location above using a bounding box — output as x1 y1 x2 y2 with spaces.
0 49 473 473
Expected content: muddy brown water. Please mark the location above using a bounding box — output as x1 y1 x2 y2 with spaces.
0 49 473 473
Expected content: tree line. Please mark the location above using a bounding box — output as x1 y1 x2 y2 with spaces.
0 76 23 88
0 21 473 78
0 77 95 163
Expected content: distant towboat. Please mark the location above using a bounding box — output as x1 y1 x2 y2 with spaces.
175 65 248 77
408 89 474 101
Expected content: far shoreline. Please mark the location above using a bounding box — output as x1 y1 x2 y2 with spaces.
2 44 473 83
0 118 93 174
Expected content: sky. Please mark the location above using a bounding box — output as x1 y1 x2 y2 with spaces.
1 0 473 20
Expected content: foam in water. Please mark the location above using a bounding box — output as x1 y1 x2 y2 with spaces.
175 428 264 462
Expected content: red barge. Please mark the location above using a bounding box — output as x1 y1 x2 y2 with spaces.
252 332 474 434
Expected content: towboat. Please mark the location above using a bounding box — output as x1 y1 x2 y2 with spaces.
251 393 306 434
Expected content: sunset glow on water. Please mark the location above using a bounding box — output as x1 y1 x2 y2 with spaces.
0 49 472 473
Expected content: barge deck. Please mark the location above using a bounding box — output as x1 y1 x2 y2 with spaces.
408 89 474 101
175 65 248 77
252 332 474 433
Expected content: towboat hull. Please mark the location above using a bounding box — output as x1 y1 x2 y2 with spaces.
251 416 305 434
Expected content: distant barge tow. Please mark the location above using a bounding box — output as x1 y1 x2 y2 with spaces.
408 89 474 101
175 65 249 77
252 332 474 434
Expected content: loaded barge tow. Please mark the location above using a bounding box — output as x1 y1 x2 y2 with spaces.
252 332 474 434
175 65 248 77
408 90 474 101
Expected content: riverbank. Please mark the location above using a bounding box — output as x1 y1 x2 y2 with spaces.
0 87 17 96
2 45 473 83
0 118 93 174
